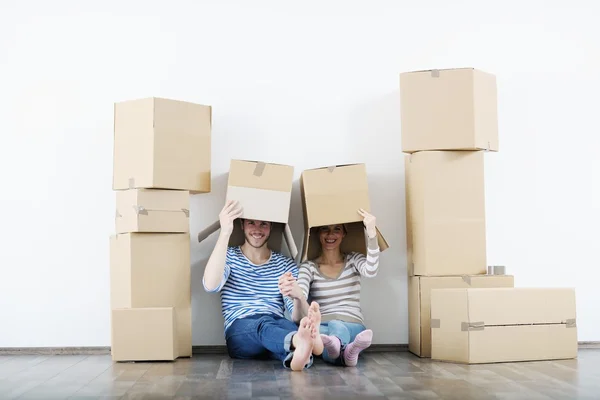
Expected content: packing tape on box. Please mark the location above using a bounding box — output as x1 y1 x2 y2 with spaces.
115 210 122 218
133 205 148 215
253 162 266 177
128 178 135 189
327 166 336 173
566 318 577 328
182 208 190 218
461 321 485 331
430 319 440 329
487 265 506 275
431 69 440 78
462 275 472 285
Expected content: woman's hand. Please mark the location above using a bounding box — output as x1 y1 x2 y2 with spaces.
358 208 377 239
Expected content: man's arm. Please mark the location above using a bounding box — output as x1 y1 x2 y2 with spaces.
202 200 242 292
279 263 311 323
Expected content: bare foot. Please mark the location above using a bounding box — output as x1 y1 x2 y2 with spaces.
308 302 323 356
290 317 314 371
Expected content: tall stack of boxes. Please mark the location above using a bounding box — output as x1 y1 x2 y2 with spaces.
401 68 577 363
110 97 212 362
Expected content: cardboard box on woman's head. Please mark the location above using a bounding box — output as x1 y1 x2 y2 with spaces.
299 163 389 262
197 159 298 258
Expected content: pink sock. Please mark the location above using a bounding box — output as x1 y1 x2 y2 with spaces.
320 334 340 359
343 329 373 367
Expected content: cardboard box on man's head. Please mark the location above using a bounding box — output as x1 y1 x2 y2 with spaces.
196 159 298 257
299 163 389 262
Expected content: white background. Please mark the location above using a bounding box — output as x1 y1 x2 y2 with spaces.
0 0 598 347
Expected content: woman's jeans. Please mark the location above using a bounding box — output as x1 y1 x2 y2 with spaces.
320 319 366 365
225 314 313 369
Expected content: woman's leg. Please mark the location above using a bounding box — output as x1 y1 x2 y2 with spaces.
342 322 373 367
319 320 350 366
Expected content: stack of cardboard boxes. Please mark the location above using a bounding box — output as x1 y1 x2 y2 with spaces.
401 68 577 363
109 97 212 362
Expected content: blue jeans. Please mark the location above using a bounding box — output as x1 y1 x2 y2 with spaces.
320 320 366 365
225 314 313 369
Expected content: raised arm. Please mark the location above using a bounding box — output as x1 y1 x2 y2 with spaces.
353 208 381 277
202 200 243 292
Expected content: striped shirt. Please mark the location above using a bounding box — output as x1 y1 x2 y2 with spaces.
203 246 297 333
297 237 380 324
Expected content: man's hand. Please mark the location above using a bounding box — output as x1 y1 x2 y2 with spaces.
219 200 243 236
278 272 304 300
358 208 377 239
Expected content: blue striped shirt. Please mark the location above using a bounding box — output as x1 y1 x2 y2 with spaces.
203 246 298 333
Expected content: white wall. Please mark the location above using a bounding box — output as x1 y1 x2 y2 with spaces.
1 0 599 347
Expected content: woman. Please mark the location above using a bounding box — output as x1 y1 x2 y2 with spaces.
296 208 380 366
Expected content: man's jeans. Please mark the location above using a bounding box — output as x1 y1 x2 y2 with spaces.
225 314 313 369
320 319 366 365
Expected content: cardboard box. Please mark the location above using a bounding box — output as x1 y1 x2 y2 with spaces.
430 288 578 364
111 307 178 361
405 151 486 276
113 97 211 193
408 275 514 358
197 160 298 258
299 163 388 262
399 67 498 153
110 233 191 357
115 189 190 233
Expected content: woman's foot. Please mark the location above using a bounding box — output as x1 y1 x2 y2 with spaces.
343 329 373 367
308 302 324 356
290 317 314 371
320 334 341 359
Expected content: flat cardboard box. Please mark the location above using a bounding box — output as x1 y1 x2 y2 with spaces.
110 233 191 357
300 163 389 262
408 275 514 358
405 151 486 276
111 307 178 361
113 97 211 193
116 189 190 233
197 160 298 258
430 288 578 364
400 67 499 153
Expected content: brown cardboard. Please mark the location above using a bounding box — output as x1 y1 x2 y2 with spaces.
299 163 389 262
399 67 499 153
430 288 578 364
226 159 294 223
115 189 190 234
110 233 191 357
405 151 486 276
219 159 298 257
111 307 178 361
408 275 514 358
113 97 211 193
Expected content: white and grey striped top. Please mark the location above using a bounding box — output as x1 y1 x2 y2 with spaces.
297 237 380 324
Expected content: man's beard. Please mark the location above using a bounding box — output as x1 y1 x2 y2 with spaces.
244 232 270 248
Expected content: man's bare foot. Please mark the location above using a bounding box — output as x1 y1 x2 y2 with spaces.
308 302 323 356
290 317 314 371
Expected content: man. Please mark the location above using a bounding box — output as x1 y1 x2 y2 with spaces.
202 199 319 371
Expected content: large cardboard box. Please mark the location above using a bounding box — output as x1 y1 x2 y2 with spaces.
405 151 486 276
197 160 298 258
408 275 514 358
400 67 499 153
113 97 211 193
115 189 189 234
111 307 178 361
300 163 388 262
430 288 577 364
109 233 191 357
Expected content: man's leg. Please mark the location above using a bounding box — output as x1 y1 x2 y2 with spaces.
225 315 271 359
253 315 315 371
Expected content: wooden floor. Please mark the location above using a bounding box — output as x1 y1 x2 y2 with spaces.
0 349 598 399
